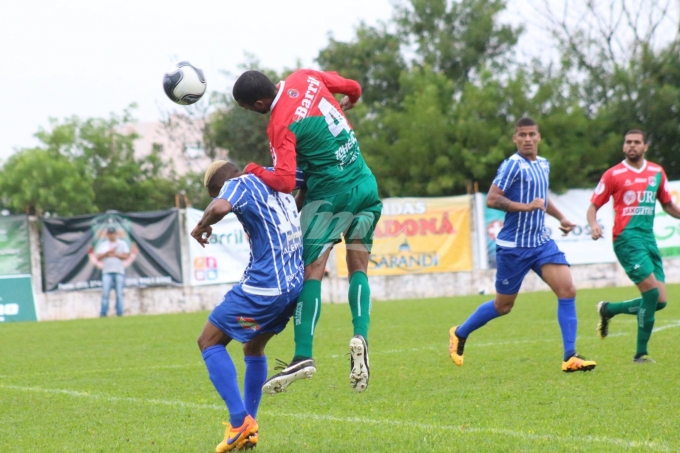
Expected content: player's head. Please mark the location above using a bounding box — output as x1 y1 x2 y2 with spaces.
232 70 277 114
512 117 541 157
204 161 241 198
623 129 648 163
106 226 118 241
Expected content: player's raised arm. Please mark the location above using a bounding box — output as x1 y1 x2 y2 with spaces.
315 70 361 111
192 199 233 248
486 184 545 212
244 124 298 193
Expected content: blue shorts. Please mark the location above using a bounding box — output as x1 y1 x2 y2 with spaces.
208 284 301 343
495 240 569 295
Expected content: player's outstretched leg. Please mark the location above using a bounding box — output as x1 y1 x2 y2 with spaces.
449 300 501 367
349 334 369 392
262 358 316 395
597 298 666 339
348 271 371 392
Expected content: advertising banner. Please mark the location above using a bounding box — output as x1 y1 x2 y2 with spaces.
0 215 31 275
0 275 37 323
336 196 473 277
543 189 617 264
484 190 617 266
482 194 506 269
186 208 250 286
42 209 183 292
655 180 680 257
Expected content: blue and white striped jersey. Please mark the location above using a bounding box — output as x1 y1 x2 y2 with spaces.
492 153 551 248
218 174 304 296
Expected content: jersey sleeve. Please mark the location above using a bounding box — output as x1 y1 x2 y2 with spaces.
657 169 673 205
314 71 362 103
217 179 248 213
491 159 519 192
590 170 614 208
264 166 306 190
244 124 297 193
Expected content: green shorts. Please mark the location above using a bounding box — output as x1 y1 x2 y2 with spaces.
613 234 665 284
300 175 382 265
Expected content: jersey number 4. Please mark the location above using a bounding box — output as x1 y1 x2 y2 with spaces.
319 98 351 137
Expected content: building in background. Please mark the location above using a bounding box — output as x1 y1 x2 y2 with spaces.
123 115 227 176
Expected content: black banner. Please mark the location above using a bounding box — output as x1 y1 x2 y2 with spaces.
42 209 183 292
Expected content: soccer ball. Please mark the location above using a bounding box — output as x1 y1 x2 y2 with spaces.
163 61 207 105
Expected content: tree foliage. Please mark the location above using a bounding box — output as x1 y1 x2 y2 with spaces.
0 108 188 216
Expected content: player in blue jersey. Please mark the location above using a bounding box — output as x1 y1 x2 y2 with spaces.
191 161 304 452
449 117 597 372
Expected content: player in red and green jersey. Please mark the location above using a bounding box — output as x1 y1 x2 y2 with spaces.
232 70 382 393
587 129 680 363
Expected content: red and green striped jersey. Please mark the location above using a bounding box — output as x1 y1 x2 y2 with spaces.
590 160 672 242
245 69 373 198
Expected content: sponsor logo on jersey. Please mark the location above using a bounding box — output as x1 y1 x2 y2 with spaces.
623 190 656 206
287 88 299 98
595 182 606 194
648 176 657 187
237 316 261 331
293 76 321 121
634 177 647 183
624 179 633 186
623 206 655 216
623 190 636 205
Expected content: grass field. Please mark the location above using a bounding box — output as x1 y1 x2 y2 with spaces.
1 284 679 452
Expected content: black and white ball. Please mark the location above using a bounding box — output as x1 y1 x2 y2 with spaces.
163 61 207 105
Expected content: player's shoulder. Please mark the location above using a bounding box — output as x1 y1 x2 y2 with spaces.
645 160 664 173
605 161 628 178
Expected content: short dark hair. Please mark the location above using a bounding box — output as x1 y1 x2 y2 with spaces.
515 117 538 130
624 129 647 143
232 70 277 105
106 227 117 234
205 162 240 194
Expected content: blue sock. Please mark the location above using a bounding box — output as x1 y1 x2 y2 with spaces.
243 356 267 419
202 345 247 428
456 300 500 338
557 298 577 361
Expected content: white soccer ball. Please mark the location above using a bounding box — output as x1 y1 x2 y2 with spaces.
163 61 207 105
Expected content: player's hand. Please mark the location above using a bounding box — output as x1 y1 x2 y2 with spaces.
339 96 356 111
590 223 604 240
191 224 212 248
525 198 546 212
558 218 575 236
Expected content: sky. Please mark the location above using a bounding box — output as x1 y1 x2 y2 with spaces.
1 0 675 160
0 0 395 159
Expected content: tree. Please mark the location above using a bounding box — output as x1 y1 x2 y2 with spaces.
0 108 185 216
0 148 95 216
536 0 680 179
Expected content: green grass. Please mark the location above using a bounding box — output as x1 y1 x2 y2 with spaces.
1 284 679 452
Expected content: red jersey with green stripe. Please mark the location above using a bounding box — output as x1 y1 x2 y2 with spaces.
590 160 672 241
244 69 373 198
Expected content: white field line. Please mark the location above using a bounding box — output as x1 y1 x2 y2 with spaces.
3 321 678 379
0 384 669 451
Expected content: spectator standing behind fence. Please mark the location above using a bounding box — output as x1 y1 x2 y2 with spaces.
95 227 130 317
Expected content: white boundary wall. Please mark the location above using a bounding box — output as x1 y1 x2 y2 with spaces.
29 210 680 322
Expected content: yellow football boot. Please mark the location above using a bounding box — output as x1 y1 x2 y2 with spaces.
449 326 466 366
216 415 259 452
562 354 597 372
